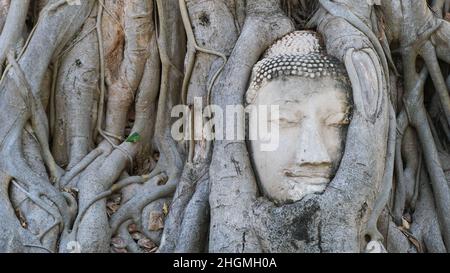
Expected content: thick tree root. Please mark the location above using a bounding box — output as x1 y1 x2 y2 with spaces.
109 174 174 235
159 160 209 252
366 103 396 247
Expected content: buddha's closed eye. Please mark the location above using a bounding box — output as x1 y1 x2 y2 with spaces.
270 116 302 128
324 112 350 127
270 112 349 128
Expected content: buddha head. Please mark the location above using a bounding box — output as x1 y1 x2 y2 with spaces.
246 31 352 204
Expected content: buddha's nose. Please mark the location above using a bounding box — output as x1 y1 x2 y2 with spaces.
295 119 332 167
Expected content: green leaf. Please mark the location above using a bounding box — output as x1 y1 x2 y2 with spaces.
126 132 141 143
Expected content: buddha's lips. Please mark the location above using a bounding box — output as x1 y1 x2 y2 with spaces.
283 168 331 180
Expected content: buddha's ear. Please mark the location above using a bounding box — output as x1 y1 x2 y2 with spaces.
344 47 384 124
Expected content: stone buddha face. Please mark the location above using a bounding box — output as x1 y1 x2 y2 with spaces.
246 31 352 204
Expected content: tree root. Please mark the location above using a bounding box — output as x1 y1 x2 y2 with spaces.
393 110 409 225
109 173 174 235
0 0 30 74
23 244 54 253
159 160 209 252
118 220 143 253
421 41 450 127
179 0 227 104
66 20 161 251
103 0 152 142
366 103 396 244
2 120 72 237
318 0 397 77
175 174 210 253
402 62 450 250
71 175 150 239
59 148 104 188
53 9 99 170
6 52 64 184
179 0 228 162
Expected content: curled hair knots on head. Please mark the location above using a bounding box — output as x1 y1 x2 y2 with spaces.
246 31 350 105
